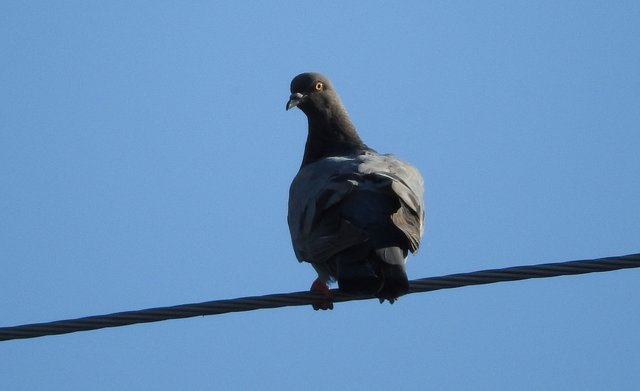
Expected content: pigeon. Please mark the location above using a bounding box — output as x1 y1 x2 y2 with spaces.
286 72 425 310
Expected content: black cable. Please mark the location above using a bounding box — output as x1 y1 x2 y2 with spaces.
1 252 638 342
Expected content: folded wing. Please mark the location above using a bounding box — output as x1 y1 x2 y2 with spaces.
288 151 424 267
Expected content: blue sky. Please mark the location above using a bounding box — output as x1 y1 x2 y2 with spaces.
1 2 639 390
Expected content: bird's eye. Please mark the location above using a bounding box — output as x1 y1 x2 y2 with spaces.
314 81 324 91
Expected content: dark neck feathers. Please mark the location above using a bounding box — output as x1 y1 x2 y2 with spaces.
300 98 368 166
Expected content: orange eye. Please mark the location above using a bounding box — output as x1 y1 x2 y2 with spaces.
314 81 324 91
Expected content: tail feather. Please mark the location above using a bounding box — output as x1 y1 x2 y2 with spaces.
377 262 409 302
334 245 409 301
336 259 382 296
335 246 382 296
375 246 409 302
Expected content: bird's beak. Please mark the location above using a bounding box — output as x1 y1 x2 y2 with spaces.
286 92 305 111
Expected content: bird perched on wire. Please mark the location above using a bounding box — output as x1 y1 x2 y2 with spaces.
286 72 425 310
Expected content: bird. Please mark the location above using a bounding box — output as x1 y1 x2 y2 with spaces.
286 72 425 310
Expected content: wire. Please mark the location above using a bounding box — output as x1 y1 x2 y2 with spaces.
1 252 638 342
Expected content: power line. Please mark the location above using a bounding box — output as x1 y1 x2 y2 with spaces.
1 252 638 342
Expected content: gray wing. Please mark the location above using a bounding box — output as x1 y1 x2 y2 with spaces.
287 156 369 263
358 153 424 252
287 152 424 264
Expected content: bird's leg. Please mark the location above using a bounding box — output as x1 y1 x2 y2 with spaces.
310 278 334 310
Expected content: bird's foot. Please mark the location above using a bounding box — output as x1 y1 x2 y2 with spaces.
310 278 333 310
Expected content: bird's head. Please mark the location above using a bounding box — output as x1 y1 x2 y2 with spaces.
285 72 365 165
286 72 337 114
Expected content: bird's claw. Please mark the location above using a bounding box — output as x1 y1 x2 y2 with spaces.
310 278 334 310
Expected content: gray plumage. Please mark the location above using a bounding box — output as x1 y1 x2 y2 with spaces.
286 72 425 304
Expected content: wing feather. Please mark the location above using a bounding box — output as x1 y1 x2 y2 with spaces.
288 152 425 264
